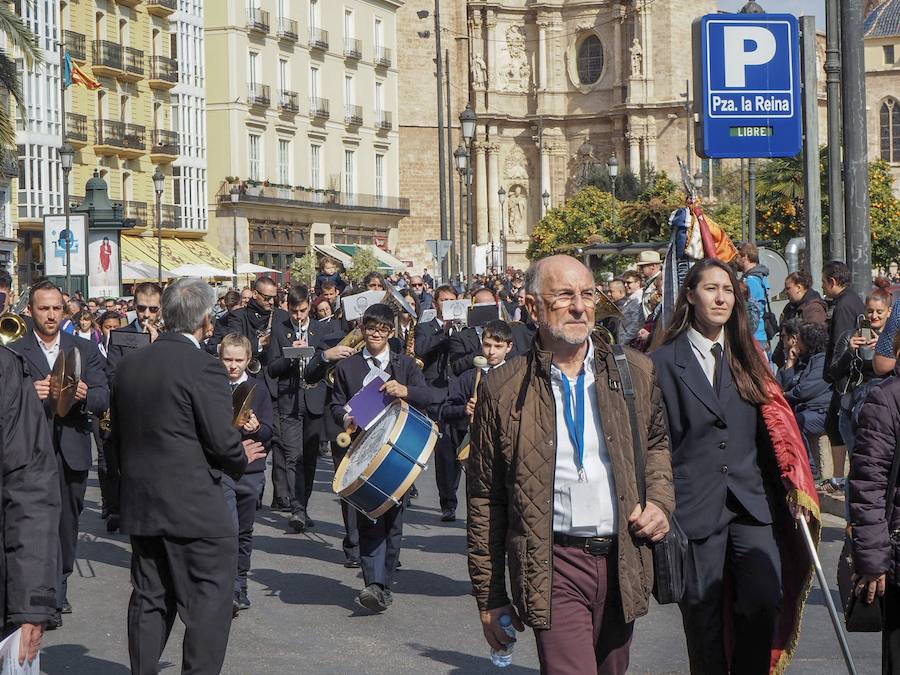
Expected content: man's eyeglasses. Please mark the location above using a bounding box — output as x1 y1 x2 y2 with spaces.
363 324 392 336
411 283 424 287
256 292 276 302
540 290 597 309
136 305 160 313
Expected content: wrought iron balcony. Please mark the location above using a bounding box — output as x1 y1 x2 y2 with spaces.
122 46 144 80
219 183 410 216
151 129 179 156
247 7 270 33
92 40 123 74
279 90 299 113
309 27 329 51
149 55 178 88
65 113 88 144
94 119 146 158
344 104 363 126
146 0 176 17
309 96 329 119
160 204 178 229
277 18 298 42
64 30 86 62
344 38 362 60
376 111 392 131
375 47 392 68
248 83 271 107
122 200 148 226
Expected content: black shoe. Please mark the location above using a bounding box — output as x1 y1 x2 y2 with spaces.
106 513 120 533
344 558 361 569
305 516 315 528
440 509 457 522
409 485 419 499
100 504 109 520
357 584 388 612
60 601 72 615
46 612 62 630
236 589 251 610
232 599 239 618
271 498 292 513
288 513 306 533
383 589 393 607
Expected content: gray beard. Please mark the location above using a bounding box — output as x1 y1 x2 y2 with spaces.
545 323 589 345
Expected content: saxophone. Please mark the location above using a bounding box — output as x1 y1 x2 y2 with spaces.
404 319 424 369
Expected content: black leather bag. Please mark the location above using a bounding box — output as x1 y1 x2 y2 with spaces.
612 346 687 605
836 433 900 632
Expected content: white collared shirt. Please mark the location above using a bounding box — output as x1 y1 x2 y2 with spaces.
361 346 390 387
229 371 249 389
550 340 617 537
293 320 310 341
686 326 726 387
181 333 201 349
36 332 62 370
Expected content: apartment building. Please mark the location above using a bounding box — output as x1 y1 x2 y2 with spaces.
205 0 407 277
13 0 217 290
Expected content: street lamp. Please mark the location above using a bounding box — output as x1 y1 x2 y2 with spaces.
542 189 550 213
497 186 507 271
230 186 240 284
459 103 476 144
459 103 477 281
693 168 704 196
607 153 619 228
454 143 468 279
152 166 165 284
58 143 75 294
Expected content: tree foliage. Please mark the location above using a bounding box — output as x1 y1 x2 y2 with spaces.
291 249 319 287
869 160 900 270
0 5 41 149
345 247 381 283
526 187 617 260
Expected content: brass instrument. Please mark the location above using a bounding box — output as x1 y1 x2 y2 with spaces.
247 310 275 375
232 381 257 428
99 409 112 433
325 326 366 386
593 289 623 345
401 317 425 369
0 312 26 345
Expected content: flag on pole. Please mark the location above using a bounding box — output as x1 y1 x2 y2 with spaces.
64 52 102 90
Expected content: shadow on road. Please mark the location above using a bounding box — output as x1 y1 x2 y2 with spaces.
394 568 473 598
42 644 131 674
250 568 359 609
406 641 539 674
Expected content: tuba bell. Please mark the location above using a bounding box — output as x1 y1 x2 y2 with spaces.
593 289 623 345
325 326 367 386
0 312 26 346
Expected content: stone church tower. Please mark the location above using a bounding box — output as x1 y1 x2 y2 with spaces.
396 0 718 271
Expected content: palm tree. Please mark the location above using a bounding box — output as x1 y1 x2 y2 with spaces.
0 4 42 150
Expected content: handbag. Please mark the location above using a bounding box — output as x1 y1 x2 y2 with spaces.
836 429 900 632
612 345 688 605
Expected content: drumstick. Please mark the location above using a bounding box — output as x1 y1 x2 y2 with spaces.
336 431 352 448
471 356 488 423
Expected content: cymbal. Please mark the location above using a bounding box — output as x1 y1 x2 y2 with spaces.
49 347 82 418
232 381 257 428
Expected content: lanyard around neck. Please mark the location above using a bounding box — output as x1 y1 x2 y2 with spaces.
560 369 586 481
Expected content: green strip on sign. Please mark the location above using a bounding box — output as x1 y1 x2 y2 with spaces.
729 126 775 137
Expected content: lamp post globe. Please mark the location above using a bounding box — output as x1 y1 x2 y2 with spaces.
459 103 476 143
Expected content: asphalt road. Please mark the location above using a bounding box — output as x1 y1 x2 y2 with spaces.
42 461 880 674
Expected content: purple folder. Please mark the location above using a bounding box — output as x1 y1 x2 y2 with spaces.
345 375 393 430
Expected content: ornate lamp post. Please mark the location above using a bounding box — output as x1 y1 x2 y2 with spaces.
230 186 240 283
607 153 619 228
58 143 75 293
454 143 469 279
152 167 165 284
459 103 477 281
497 186 507 271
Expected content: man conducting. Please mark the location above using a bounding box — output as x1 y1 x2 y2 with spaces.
112 278 265 675
468 255 674 674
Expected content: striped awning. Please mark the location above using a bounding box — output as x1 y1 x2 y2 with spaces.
121 235 232 273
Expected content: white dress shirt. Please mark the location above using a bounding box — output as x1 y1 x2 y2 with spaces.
36 332 61 370
551 340 617 537
361 346 390 387
181 333 201 349
686 326 725 387
293 319 310 342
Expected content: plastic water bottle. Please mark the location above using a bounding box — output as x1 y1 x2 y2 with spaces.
490 614 517 668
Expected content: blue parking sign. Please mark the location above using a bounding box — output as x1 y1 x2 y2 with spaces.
693 14 803 158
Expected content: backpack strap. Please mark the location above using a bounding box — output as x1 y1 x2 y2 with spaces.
612 345 647 507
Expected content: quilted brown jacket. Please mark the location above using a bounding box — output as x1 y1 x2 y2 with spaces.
467 335 674 628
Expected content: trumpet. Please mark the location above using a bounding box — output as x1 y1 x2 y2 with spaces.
0 312 26 345
248 311 275 375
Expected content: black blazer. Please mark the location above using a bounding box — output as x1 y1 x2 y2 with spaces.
111 332 246 538
415 318 452 387
104 320 144 387
236 373 273 473
267 317 338 417
448 323 534 376
650 333 773 539
328 350 439 430
225 303 289 397
9 330 109 472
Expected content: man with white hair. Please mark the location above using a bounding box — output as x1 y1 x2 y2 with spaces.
111 277 266 674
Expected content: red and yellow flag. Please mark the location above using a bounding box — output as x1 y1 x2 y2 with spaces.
64 52 102 90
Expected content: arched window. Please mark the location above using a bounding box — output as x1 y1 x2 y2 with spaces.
577 35 604 85
881 98 900 163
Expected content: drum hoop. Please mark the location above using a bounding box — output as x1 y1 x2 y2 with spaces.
332 399 408 496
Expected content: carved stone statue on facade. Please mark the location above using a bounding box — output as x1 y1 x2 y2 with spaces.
472 54 487 89
630 38 643 78
507 185 527 238
503 144 531 182
576 135 596 184
502 25 531 92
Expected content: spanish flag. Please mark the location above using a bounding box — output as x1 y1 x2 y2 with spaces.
64 52 101 90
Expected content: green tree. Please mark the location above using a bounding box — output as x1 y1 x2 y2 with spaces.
291 249 318 287
526 187 617 260
0 6 41 149
619 172 684 242
345 247 380 283
869 159 900 270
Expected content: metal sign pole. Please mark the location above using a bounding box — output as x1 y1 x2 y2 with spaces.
801 16 823 291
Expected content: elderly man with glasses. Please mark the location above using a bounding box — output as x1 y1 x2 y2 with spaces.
409 275 434 317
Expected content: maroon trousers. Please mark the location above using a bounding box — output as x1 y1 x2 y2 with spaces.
534 543 634 675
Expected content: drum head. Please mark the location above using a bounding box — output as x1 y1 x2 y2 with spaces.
336 403 401 492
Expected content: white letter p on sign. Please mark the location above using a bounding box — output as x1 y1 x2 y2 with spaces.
723 26 777 88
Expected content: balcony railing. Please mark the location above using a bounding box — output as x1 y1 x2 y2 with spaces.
64 30 86 62
149 55 178 85
277 17 298 41
219 183 410 215
375 46 392 67
151 129 179 155
248 83 270 107
160 203 177 229
65 112 88 143
122 200 148 226
344 38 362 60
95 119 146 151
309 27 329 50
279 90 299 113
376 110 392 131
124 46 144 77
146 0 176 14
309 96 329 119
344 104 363 126
92 40 123 71
247 7 270 33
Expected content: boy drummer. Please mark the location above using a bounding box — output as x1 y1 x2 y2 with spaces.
320 303 437 613
220 333 274 613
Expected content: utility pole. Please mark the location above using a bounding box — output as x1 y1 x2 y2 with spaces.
825 0 845 261
433 1 449 283
841 0 872 293
801 16 823 291
683 80 692 175
445 48 456 279
748 158 757 244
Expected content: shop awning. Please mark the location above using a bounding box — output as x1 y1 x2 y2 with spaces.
121 235 233 274
314 244 353 268
333 244 405 271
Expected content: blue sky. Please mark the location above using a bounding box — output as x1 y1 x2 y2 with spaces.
717 0 825 27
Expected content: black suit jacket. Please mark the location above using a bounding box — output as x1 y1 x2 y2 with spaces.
9 331 109 472
447 323 534 377
111 332 246 538
415 318 452 387
237 373 274 473
104 320 144 387
267 317 338 417
650 333 773 539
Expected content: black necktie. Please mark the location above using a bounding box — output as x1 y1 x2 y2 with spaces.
231 382 239 392
711 343 723 396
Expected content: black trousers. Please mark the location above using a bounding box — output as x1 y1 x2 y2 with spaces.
278 411 323 515
331 441 359 562
434 428 463 512
222 471 266 592
883 583 900 674
679 494 782 675
358 496 406 588
128 534 237 675
57 453 88 608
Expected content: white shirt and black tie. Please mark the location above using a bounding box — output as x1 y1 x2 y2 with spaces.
686 327 725 394
361 347 390 387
